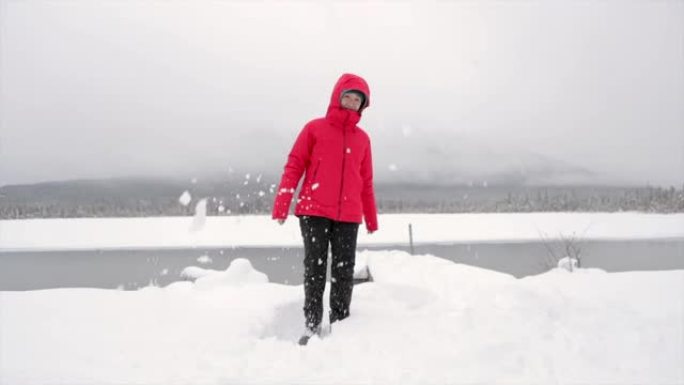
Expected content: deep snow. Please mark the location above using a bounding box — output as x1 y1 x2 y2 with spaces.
1 250 682 385
1 213 682 384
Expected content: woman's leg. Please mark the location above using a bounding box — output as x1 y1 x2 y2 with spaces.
329 220 360 324
299 215 332 333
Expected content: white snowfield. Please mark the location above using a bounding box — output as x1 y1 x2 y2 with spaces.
1 213 683 384
1 212 683 251
1 251 682 385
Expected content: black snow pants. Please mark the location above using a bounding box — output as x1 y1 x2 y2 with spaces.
299 215 360 332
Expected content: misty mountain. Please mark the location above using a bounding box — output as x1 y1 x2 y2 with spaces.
371 128 596 185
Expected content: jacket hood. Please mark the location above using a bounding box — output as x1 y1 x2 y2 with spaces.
325 73 370 128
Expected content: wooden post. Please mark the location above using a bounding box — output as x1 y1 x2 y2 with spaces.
409 223 414 255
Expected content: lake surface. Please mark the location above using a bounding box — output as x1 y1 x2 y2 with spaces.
1 239 682 291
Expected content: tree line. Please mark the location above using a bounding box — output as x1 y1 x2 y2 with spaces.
1 179 681 219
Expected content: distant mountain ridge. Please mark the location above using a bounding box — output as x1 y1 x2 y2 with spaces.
369 128 602 186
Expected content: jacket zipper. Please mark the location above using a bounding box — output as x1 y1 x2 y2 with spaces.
337 128 347 220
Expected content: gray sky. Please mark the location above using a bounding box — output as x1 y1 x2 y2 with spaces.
1 0 682 187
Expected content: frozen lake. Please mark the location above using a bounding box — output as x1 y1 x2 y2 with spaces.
1 238 682 290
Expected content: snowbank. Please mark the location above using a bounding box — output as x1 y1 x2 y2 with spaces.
181 258 268 289
1 250 682 385
1 212 682 251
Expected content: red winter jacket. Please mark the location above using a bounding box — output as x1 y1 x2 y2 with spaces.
272 73 378 232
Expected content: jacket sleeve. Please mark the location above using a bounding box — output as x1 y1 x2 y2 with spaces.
360 139 378 232
272 124 313 220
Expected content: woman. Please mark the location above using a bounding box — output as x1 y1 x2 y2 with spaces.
272 73 378 345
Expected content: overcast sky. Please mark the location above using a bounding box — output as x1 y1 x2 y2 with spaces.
1 0 682 187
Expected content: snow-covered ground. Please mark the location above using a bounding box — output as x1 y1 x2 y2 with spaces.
1 212 683 251
1 250 682 385
1 213 682 384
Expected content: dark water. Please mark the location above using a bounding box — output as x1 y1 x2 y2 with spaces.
1 239 682 291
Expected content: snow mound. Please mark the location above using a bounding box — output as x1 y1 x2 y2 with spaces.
557 256 579 271
357 250 519 310
180 266 213 280
359 249 515 286
190 258 268 289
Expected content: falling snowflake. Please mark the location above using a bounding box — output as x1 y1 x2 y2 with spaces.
178 191 192 206
189 198 208 232
312 183 320 190
401 124 413 137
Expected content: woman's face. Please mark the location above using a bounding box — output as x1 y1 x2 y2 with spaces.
340 92 363 111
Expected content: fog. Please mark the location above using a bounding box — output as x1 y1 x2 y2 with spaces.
1 1 682 187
